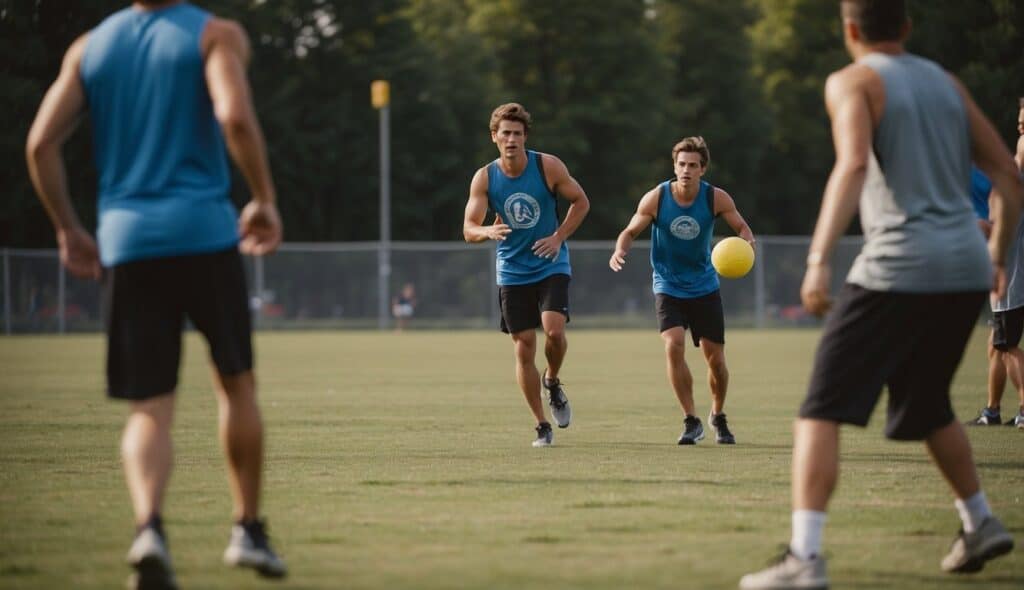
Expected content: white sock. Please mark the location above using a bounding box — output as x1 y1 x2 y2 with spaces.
954 491 992 533
790 510 827 560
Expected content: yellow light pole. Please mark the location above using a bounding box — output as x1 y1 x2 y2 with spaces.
372 80 391 330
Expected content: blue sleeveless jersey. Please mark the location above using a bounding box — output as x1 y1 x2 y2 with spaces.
80 2 238 266
487 151 571 285
650 180 719 298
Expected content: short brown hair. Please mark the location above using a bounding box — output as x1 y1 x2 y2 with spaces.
672 136 710 168
489 103 531 133
840 0 907 42
1019 96 1024 109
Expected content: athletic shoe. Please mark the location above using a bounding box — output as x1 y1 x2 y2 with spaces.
1004 410 1024 429
941 516 1014 573
709 411 736 444
966 407 1001 426
678 415 705 445
532 422 553 447
738 548 828 590
125 520 178 590
543 374 572 428
223 518 287 578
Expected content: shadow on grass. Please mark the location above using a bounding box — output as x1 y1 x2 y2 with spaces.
360 477 723 487
841 569 1022 588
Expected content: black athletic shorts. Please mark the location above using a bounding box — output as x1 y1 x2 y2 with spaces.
992 306 1024 351
799 283 986 440
498 273 570 334
103 247 253 400
655 290 725 347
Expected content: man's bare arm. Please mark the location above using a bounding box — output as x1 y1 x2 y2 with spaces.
203 18 282 254
950 75 1023 270
713 189 755 244
25 34 100 279
609 188 657 271
801 66 874 315
463 167 510 243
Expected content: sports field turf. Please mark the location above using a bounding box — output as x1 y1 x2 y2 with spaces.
0 329 1021 589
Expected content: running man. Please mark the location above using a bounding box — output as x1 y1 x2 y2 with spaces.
740 1 1021 588
26 2 286 587
463 102 590 447
609 136 754 445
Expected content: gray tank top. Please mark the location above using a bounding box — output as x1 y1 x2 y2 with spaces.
847 52 991 293
992 218 1024 312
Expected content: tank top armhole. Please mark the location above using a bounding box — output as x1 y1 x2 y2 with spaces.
704 182 718 217
534 151 556 200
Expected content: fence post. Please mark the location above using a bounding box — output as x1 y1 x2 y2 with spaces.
3 249 10 335
754 240 766 329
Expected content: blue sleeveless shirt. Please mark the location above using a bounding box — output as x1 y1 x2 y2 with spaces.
80 2 238 266
487 151 571 285
650 180 719 298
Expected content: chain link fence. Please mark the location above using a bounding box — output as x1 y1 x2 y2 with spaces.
1 236 867 334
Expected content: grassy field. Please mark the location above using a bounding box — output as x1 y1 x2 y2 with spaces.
0 329 1021 589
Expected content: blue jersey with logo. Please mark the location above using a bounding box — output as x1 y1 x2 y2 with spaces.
651 180 719 298
487 151 571 285
80 2 238 266
970 166 991 221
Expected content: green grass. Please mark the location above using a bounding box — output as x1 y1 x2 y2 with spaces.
0 329 1021 589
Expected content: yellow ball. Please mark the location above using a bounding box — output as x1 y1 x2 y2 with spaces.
711 237 754 278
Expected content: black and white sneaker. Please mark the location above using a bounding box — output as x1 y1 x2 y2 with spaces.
967 407 1002 426
709 411 736 444
532 422 554 447
125 517 178 590
1004 408 1024 429
678 415 705 445
223 518 287 579
543 374 572 428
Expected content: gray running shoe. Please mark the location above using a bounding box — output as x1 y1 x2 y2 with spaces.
125 523 177 590
543 375 572 428
223 519 287 578
941 516 1014 573
966 407 1002 426
532 422 553 447
709 411 736 444
678 415 705 445
738 548 828 590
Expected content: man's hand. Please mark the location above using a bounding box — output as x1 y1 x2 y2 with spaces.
238 200 282 255
800 264 833 317
609 248 628 271
484 223 511 241
57 226 101 280
532 234 563 259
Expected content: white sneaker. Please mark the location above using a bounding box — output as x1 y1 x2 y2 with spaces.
543 375 572 428
223 519 287 578
941 516 1014 573
739 549 827 590
125 525 177 590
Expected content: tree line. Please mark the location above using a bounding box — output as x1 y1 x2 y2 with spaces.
2 0 1021 247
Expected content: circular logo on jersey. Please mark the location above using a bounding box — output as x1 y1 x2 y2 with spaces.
504 193 541 229
670 215 701 240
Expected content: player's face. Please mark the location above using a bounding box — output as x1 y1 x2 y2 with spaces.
492 120 527 159
674 151 705 187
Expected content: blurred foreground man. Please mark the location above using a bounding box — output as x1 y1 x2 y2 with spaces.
26 1 286 587
740 1 1021 588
